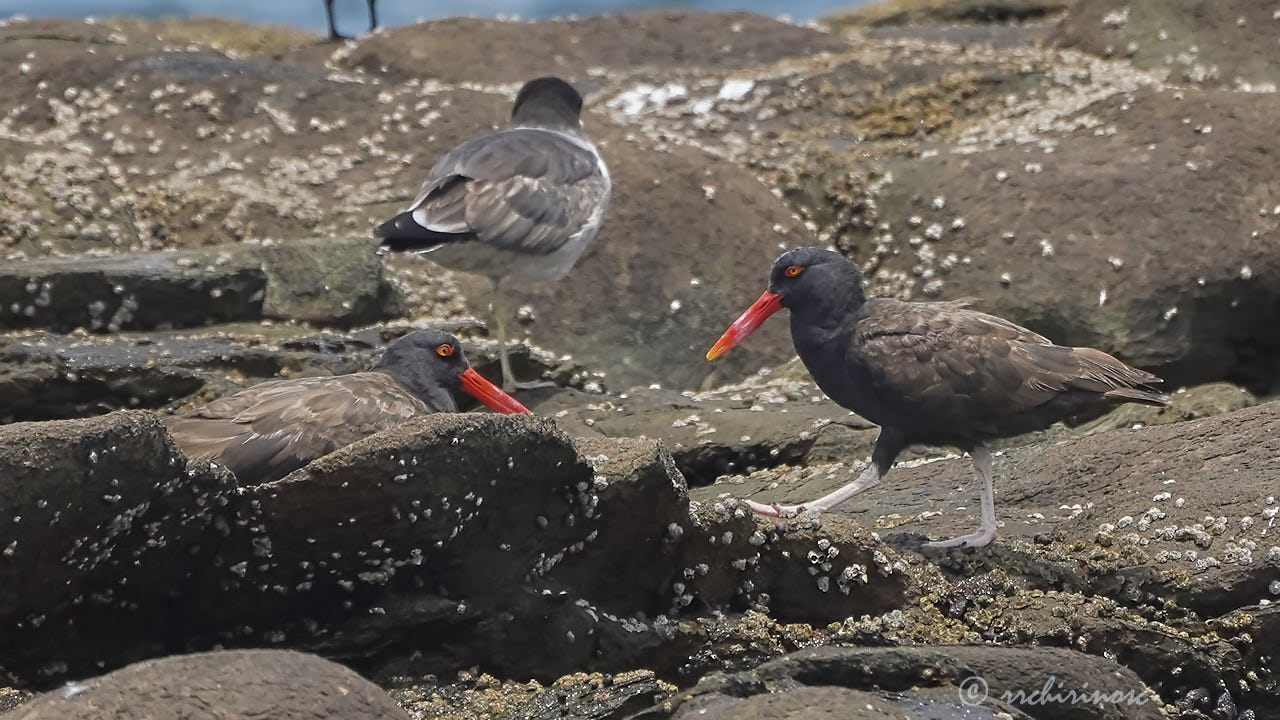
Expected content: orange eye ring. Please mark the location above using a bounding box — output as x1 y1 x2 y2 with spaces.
784 265 804 278
435 344 454 357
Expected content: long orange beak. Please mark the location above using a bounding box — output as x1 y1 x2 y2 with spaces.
706 291 783 360
458 367 531 414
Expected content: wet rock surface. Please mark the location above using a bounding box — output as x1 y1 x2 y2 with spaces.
1 2 1279 719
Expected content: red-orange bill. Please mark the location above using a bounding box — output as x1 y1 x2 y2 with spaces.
459 367 531 414
706 291 783 360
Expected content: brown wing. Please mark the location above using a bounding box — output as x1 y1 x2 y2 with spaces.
853 299 1164 422
165 373 430 485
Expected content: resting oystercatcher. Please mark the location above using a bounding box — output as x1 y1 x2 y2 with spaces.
166 329 528 485
707 247 1167 548
376 77 611 391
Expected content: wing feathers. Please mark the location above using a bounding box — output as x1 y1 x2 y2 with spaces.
166 374 430 485
855 299 1166 421
380 128 608 258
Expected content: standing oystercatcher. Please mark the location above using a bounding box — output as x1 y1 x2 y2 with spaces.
376 77 611 391
166 329 528 485
707 247 1167 548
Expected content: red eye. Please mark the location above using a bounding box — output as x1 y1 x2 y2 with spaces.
784 265 804 278
435 344 454 357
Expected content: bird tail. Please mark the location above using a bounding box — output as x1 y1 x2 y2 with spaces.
375 211 458 254
1103 386 1170 407
1070 347 1169 406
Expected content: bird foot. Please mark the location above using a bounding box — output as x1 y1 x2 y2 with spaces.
924 528 997 550
743 499 815 519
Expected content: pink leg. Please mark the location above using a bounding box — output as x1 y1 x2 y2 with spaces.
742 430 902 519
924 445 998 549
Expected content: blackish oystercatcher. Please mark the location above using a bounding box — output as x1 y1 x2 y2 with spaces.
706 247 1168 548
324 0 377 40
376 77 611 391
166 329 528 485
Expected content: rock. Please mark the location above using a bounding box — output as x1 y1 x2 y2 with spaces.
654 645 1158 720
0 250 266 333
1208 605 1279 704
903 590 1248 713
0 328 380 423
704 400 1279 563
696 402 1280 711
674 685 1033 720
0 239 402 333
387 668 673 720
824 0 1068 29
180 414 689 680
866 87 1280 391
0 411 237 680
521 380 877 484
0 689 30 716
1068 381 1256 435
678 503 912 624
5 649 409 720
334 12 849 85
257 238 405 325
1050 0 1280 88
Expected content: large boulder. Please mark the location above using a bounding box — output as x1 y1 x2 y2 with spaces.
0 412 236 680
5 649 409 720
177 414 692 680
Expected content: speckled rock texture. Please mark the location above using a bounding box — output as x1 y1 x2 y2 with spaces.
0 412 237 679
4 649 410 720
655 645 1157 720
1 3 1279 719
1050 0 1280 89
0 237 401 332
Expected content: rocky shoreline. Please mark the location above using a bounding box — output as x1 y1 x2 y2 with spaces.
1 1 1278 718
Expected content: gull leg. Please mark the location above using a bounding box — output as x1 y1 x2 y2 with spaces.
490 280 554 391
366 0 378 31
324 0 347 40
746 430 903 518
925 445 998 549
490 279 518 392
